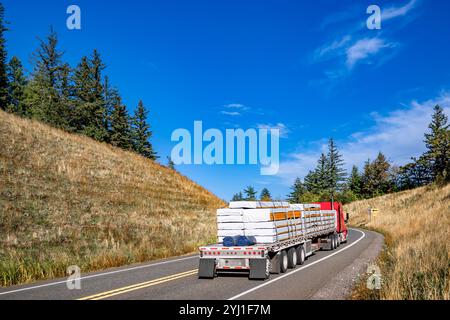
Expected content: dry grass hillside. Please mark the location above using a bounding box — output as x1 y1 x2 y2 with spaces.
0 110 225 286
346 184 450 300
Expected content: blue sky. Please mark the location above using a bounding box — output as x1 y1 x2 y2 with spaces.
4 0 450 200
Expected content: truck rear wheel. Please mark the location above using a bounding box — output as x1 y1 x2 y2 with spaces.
337 234 341 247
280 250 288 273
296 245 305 265
287 247 297 269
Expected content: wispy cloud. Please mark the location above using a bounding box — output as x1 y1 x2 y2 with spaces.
277 91 450 185
224 103 247 109
345 38 396 68
311 0 420 84
220 103 250 116
221 111 241 116
382 0 419 21
313 35 352 62
257 123 290 138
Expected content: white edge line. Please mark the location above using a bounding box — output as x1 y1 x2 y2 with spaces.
0 255 197 296
228 228 366 300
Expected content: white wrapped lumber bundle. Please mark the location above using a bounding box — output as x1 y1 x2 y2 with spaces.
228 201 290 209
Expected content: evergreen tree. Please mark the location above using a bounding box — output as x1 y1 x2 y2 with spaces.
243 186 257 201
326 138 347 194
231 192 244 201
131 100 157 159
361 153 391 197
315 153 329 192
6 56 27 115
72 50 108 141
287 177 306 203
424 105 450 182
110 97 132 149
304 170 319 193
348 165 362 196
372 152 391 193
103 75 120 139
398 156 433 190
361 159 374 197
24 28 71 130
0 3 8 110
260 188 272 201
167 156 175 170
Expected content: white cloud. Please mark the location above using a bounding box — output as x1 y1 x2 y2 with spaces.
224 103 248 110
277 92 450 185
382 0 418 21
257 123 290 138
221 103 249 116
314 35 352 61
345 38 396 68
221 111 241 116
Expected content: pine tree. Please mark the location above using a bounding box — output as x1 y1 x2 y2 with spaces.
167 156 175 170
287 177 306 203
131 100 157 159
326 138 347 194
243 186 257 201
72 50 108 141
6 56 27 115
304 170 319 193
315 153 329 192
348 165 361 196
103 75 119 140
361 159 374 197
25 28 71 130
260 188 272 201
0 3 8 110
231 192 244 201
361 153 391 197
110 98 132 150
424 105 450 182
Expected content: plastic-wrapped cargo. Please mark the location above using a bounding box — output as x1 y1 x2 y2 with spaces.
228 201 290 209
217 201 336 244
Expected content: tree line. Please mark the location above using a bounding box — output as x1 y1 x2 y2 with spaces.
0 3 157 160
232 106 449 204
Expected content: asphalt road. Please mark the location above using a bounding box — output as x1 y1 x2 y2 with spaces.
0 228 383 300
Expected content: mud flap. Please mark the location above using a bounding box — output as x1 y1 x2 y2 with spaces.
198 259 216 279
249 259 268 280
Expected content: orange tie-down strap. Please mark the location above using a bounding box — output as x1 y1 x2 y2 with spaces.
269 211 303 221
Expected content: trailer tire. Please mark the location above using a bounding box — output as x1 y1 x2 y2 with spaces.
287 247 297 269
337 234 341 247
280 250 288 273
296 245 305 265
330 235 336 250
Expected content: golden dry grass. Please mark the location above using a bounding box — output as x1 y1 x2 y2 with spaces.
346 184 450 300
0 110 225 286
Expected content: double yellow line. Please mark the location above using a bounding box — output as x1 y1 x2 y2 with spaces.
78 269 198 300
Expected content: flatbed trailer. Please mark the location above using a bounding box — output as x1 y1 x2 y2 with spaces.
198 201 348 280
199 227 345 280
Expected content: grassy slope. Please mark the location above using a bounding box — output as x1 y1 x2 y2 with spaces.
346 184 450 300
0 110 225 286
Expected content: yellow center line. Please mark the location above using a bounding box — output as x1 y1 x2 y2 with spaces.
77 269 198 300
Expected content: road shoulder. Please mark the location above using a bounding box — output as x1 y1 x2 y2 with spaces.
309 229 384 300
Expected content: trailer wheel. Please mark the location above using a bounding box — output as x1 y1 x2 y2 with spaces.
330 235 336 250
287 247 297 269
337 234 341 247
280 250 288 273
296 245 305 265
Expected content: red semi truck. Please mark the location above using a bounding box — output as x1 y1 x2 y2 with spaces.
198 201 349 280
